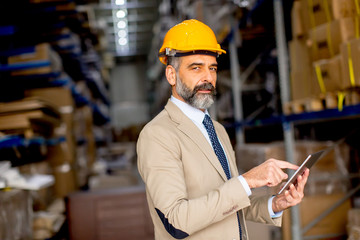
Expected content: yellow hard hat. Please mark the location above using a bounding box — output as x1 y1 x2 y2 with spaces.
158 19 226 65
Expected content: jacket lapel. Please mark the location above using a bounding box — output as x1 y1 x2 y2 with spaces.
165 100 228 181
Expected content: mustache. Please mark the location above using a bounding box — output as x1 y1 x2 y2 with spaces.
193 83 216 93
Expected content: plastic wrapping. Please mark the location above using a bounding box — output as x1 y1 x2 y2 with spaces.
0 190 32 240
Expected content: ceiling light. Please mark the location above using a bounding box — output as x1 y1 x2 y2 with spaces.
115 0 125 6
118 30 127 38
117 20 127 29
116 10 127 18
118 38 128 46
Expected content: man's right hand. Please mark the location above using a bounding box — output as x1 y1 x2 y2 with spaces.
242 159 299 189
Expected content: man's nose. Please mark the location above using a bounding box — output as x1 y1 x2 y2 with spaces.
202 69 215 82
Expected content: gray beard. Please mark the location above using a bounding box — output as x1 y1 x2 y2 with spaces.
175 75 216 109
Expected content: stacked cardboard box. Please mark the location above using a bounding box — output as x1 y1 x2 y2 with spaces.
24 87 79 198
0 98 61 139
0 96 79 200
236 141 351 238
236 141 348 175
289 0 360 108
24 87 98 197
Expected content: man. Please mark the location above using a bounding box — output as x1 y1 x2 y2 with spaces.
137 19 309 240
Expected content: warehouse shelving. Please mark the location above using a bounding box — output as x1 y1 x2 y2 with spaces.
0 61 51 72
224 0 360 239
271 0 360 239
0 1 114 238
237 102 360 128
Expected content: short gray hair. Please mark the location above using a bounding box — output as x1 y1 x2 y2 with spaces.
167 56 181 72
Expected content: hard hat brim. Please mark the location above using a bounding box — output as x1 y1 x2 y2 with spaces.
158 49 226 65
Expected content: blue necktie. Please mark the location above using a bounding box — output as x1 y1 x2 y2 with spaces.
202 114 231 180
203 114 243 240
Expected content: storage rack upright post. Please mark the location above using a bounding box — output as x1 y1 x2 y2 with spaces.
273 0 301 239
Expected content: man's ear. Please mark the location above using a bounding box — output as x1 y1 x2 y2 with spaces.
165 65 176 86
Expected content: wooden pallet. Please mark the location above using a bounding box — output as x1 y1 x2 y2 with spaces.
283 97 325 115
343 87 360 106
284 88 360 115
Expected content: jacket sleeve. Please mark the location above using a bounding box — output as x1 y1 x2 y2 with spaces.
137 123 251 238
244 194 282 226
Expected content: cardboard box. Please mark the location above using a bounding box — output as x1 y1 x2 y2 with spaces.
52 163 78 198
25 87 74 113
340 39 360 88
339 16 360 43
309 20 341 61
312 55 343 94
26 87 77 159
73 106 96 171
282 193 351 240
290 70 313 101
289 38 311 77
292 1 306 38
0 109 60 137
8 43 50 63
235 141 348 174
236 141 350 197
0 98 60 138
332 0 359 19
7 43 62 76
301 0 333 31
53 112 76 158
289 39 317 100
47 137 75 167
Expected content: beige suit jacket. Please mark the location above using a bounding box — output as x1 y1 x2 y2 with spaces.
137 100 281 240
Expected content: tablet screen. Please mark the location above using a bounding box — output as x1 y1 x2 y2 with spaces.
277 150 324 195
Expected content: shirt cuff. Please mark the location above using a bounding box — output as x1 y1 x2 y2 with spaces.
268 196 283 218
237 175 252 196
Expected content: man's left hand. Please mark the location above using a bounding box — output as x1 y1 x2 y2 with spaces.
272 168 310 213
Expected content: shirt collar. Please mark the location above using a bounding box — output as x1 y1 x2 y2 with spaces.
170 96 209 124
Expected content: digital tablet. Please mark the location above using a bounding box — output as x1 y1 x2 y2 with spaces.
277 150 324 195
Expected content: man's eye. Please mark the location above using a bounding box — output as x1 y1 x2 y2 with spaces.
210 67 217 72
